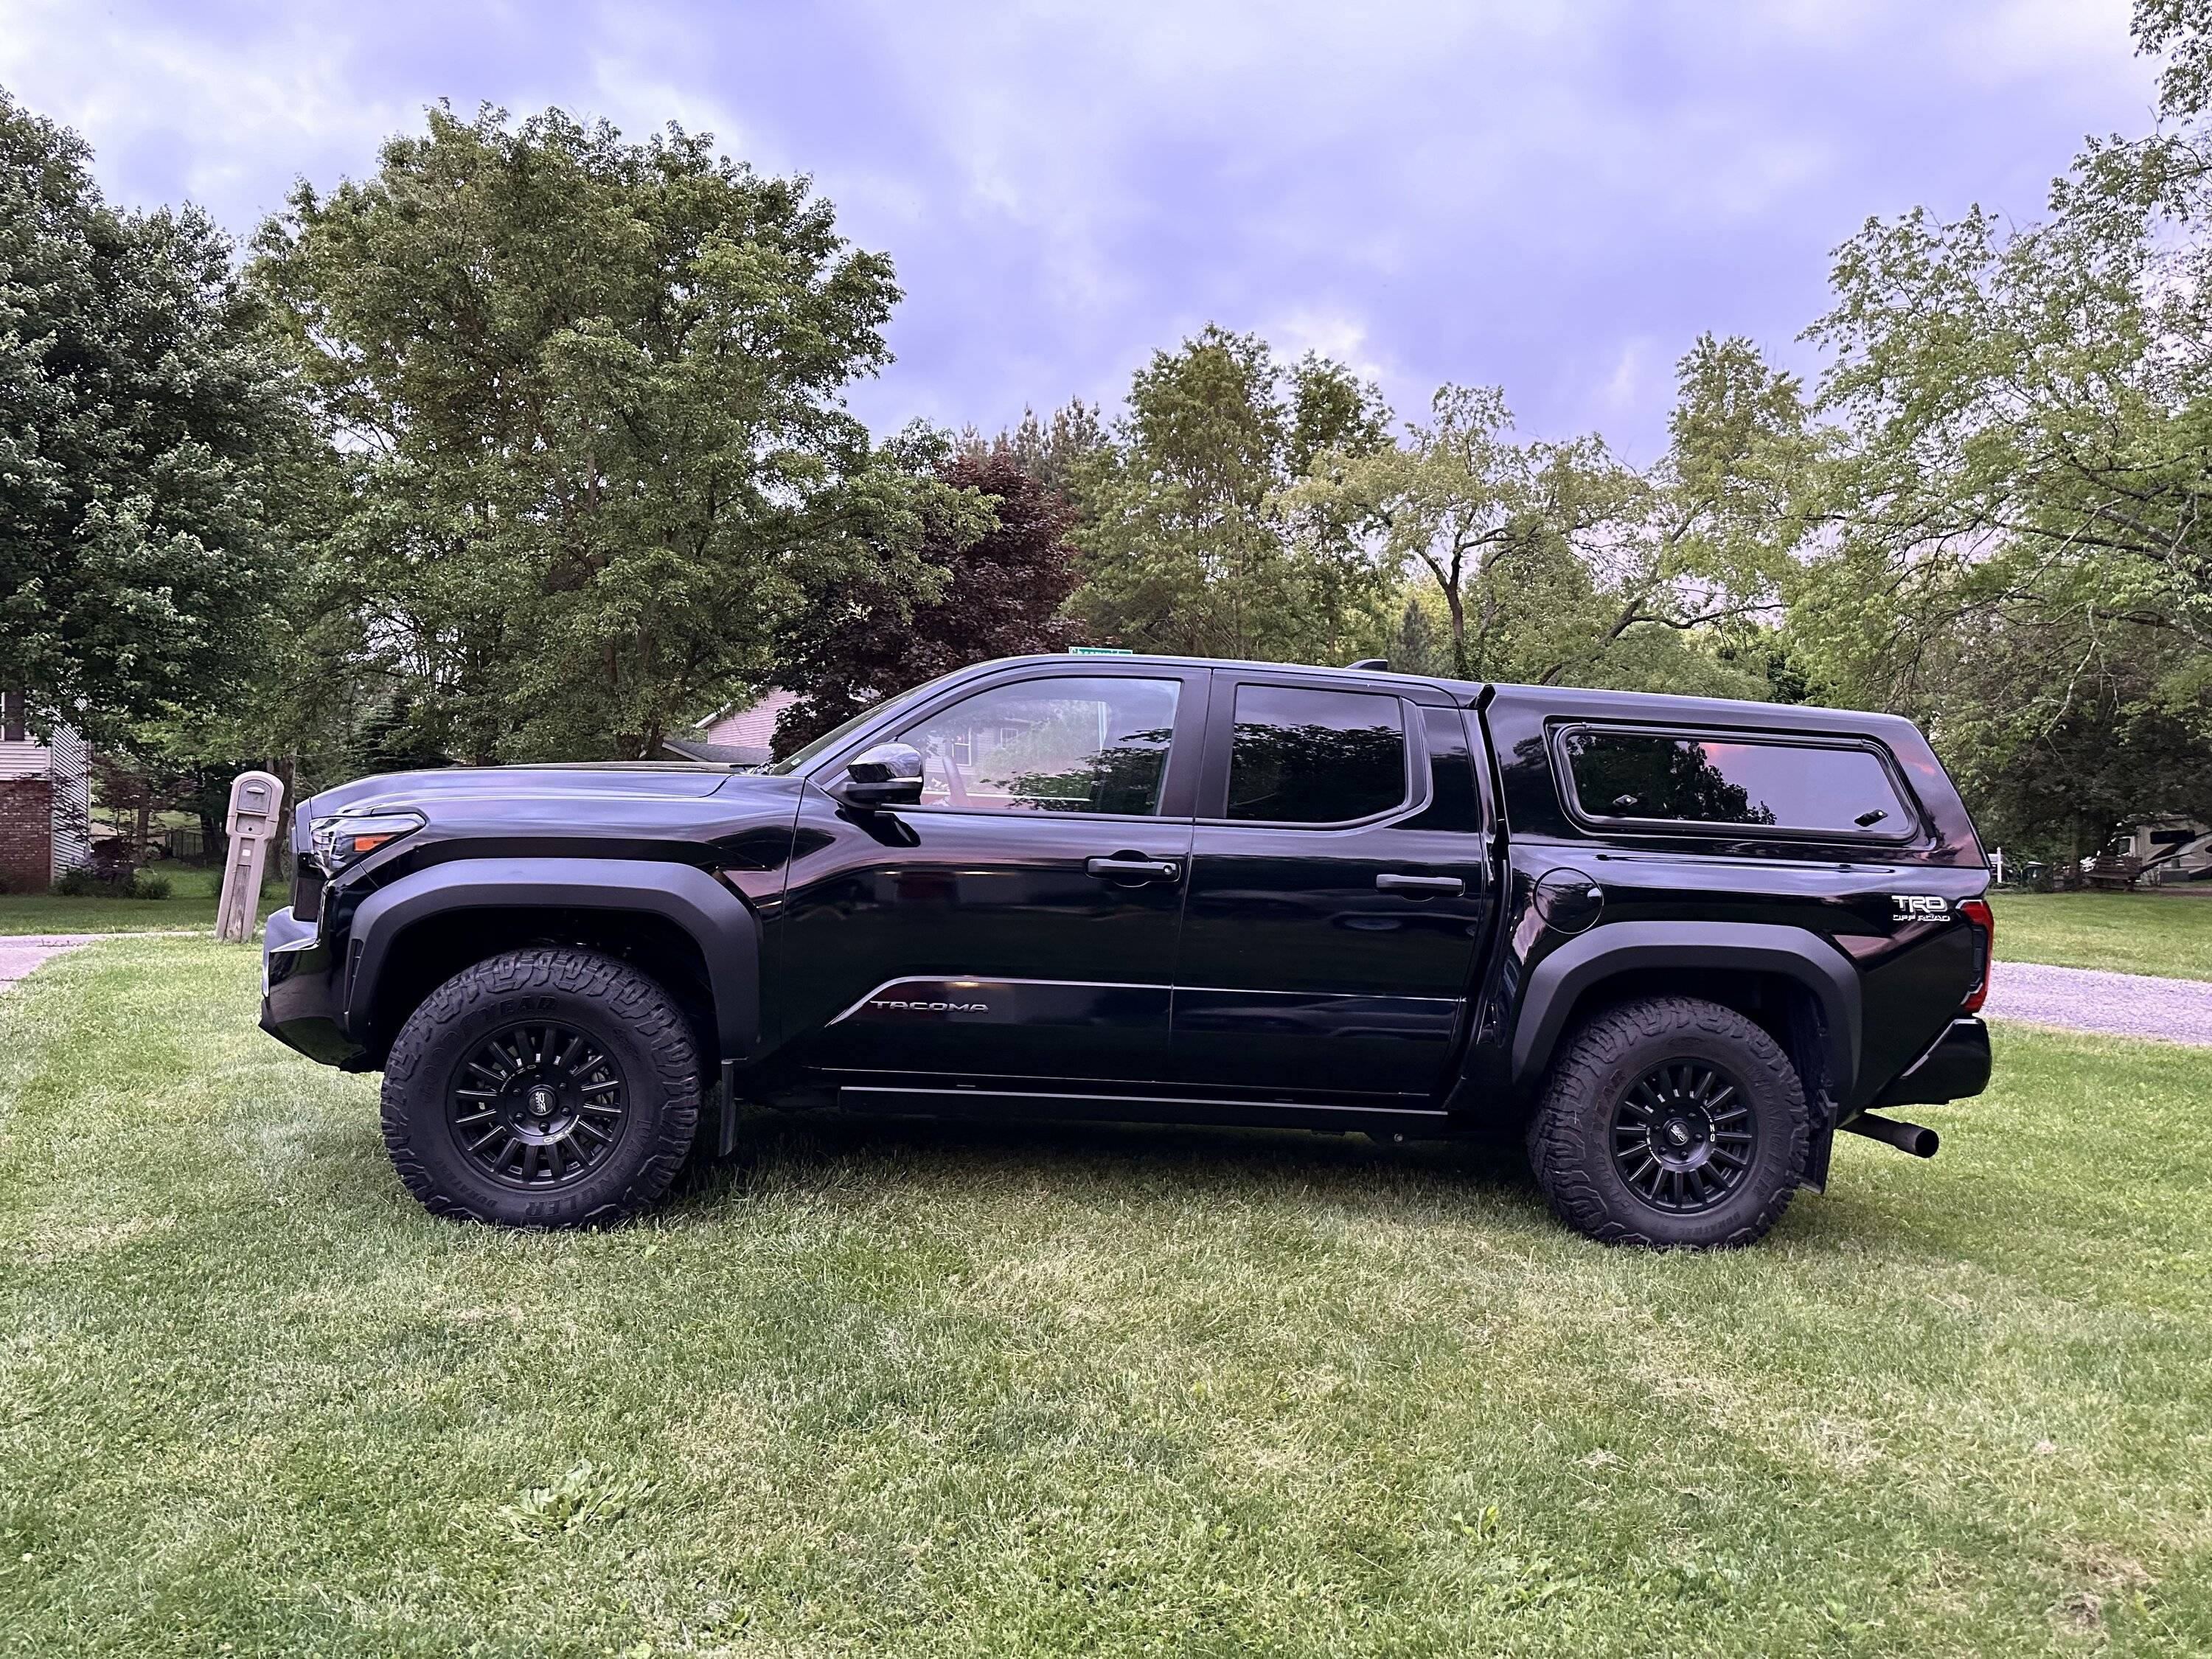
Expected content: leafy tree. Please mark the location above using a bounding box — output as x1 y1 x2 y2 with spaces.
1074 326 1394 664
1290 342 1792 693
254 104 956 763
1790 0 2212 852
965 401 1109 497
773 445 1079 752
0 88 301 742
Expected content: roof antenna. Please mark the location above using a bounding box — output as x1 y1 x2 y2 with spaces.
1346 658 1390 671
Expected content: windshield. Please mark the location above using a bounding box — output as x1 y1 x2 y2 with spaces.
762 669 969 774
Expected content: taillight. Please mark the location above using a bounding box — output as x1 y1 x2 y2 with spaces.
1960 897 1994 1013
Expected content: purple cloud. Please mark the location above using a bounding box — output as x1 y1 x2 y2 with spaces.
0 0 2157 456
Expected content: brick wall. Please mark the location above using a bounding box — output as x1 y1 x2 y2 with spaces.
0 778 52 891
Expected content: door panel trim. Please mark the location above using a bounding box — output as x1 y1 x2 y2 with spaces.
828 975 1171 1027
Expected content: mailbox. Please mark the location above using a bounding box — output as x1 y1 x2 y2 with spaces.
215 770 285 942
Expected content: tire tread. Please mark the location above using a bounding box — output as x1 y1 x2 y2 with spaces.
1526 995 1806 1250
380 947 699 1227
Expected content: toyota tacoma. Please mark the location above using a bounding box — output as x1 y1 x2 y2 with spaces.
260 653 1994 1248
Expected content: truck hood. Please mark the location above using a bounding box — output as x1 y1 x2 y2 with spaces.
296 765 809 866
307 762 750 819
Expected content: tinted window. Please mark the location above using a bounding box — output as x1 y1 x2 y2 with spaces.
898 676 1180 815
1562 729 1908 835
1226 685 1408 823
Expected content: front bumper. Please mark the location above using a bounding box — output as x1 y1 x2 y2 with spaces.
1870 1017 1991 1108
260 905 366 1068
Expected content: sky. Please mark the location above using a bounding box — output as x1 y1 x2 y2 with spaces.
0 0 2166 459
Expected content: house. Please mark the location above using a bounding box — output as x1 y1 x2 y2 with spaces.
657 688 798 767
0 691 91 889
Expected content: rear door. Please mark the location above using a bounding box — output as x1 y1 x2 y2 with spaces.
1167 673 1494 1097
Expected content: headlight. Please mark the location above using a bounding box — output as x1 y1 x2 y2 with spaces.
309 809 425 873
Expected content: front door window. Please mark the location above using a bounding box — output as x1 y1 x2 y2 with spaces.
897 675 1181 815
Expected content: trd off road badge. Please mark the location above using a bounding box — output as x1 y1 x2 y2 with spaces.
1891 894 1953 921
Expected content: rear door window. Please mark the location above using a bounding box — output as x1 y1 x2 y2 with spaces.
1559 728 1910 838
1225 684 1409 824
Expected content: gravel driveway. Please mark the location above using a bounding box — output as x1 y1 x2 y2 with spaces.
1984 960 2212 1046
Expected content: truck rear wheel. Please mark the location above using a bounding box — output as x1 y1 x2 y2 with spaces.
380 948 700 1228
1527 996 1806 1249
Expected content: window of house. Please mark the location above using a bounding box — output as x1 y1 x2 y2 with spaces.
1560 728 1910 835
1225 684 1408 824
897 677 1180 815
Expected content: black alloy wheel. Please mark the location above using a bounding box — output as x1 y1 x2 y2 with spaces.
1610 1060 1756 1214
448 1021 630 1188
1526 995 1808 1250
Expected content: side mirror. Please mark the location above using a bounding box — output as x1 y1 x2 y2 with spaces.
829 742 925 811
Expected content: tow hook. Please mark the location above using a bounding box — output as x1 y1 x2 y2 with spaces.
1842 1112 1940 1158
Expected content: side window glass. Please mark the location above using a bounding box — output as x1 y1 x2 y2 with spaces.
897 677 1180 815
1562 730 1908 835
1225 684 1408 824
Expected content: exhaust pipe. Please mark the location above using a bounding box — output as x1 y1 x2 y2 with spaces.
1843 1113 1940 1158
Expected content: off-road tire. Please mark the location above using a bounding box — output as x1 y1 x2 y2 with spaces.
380 948 700 1228
1527 995 1806 1249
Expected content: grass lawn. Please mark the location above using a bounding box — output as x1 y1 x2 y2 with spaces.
1991 891 2212 982
3 942 2209 1655
0 866 280 937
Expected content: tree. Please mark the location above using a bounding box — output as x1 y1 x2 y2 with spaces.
964 401 1108 497
0 88 301 742
773 446 1081 752
1788 1 2212 852
1290 345 1790 694
253 103 957 763
1074 326 1393 664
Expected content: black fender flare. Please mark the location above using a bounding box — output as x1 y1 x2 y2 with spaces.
342 858 759 1060
1509 921 1863 1106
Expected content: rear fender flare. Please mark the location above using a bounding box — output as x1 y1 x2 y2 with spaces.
342 858 759 1060
1510 921 1862 1106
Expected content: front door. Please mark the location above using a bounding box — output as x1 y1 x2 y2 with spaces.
1169 675 1493 1097
776 666 1206 1084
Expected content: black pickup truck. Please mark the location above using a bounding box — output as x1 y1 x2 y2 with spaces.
260 653 1994 1248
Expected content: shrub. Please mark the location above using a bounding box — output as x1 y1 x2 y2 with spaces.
52 865 171 900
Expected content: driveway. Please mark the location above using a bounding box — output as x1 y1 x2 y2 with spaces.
1985 960 2212 1046
0 934 105 990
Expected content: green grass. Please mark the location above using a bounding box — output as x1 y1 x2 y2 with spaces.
0 866 280 936
1991 891 2212 981
3 942 2210 1655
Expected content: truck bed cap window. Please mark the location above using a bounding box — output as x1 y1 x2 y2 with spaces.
1560 728 1910 838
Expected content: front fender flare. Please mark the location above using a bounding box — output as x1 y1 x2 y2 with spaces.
342 858 759 1060
1509 921 1863 1106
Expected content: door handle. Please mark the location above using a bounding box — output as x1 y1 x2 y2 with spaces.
1087 855 1180 881
1376 872 1464 897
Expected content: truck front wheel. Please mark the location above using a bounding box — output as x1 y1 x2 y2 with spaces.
1527 996 1807 1249
380 947 701 1228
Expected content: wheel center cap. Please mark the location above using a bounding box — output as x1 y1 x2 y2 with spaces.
526 1084 557 1117
1666 1119 1693 1147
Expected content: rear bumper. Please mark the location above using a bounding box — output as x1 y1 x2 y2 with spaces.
1870 1017 1990 1107
260 905 365 1068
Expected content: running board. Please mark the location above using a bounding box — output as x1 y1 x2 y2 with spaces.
836 1084 1453 1137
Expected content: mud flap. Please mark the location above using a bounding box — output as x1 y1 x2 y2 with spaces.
1789 995 1836 1194
714 1058 740 1158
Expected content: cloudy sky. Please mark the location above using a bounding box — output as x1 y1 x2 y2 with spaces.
0 0 2164 458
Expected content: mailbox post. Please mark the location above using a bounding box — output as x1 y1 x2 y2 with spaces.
215 771 285 943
